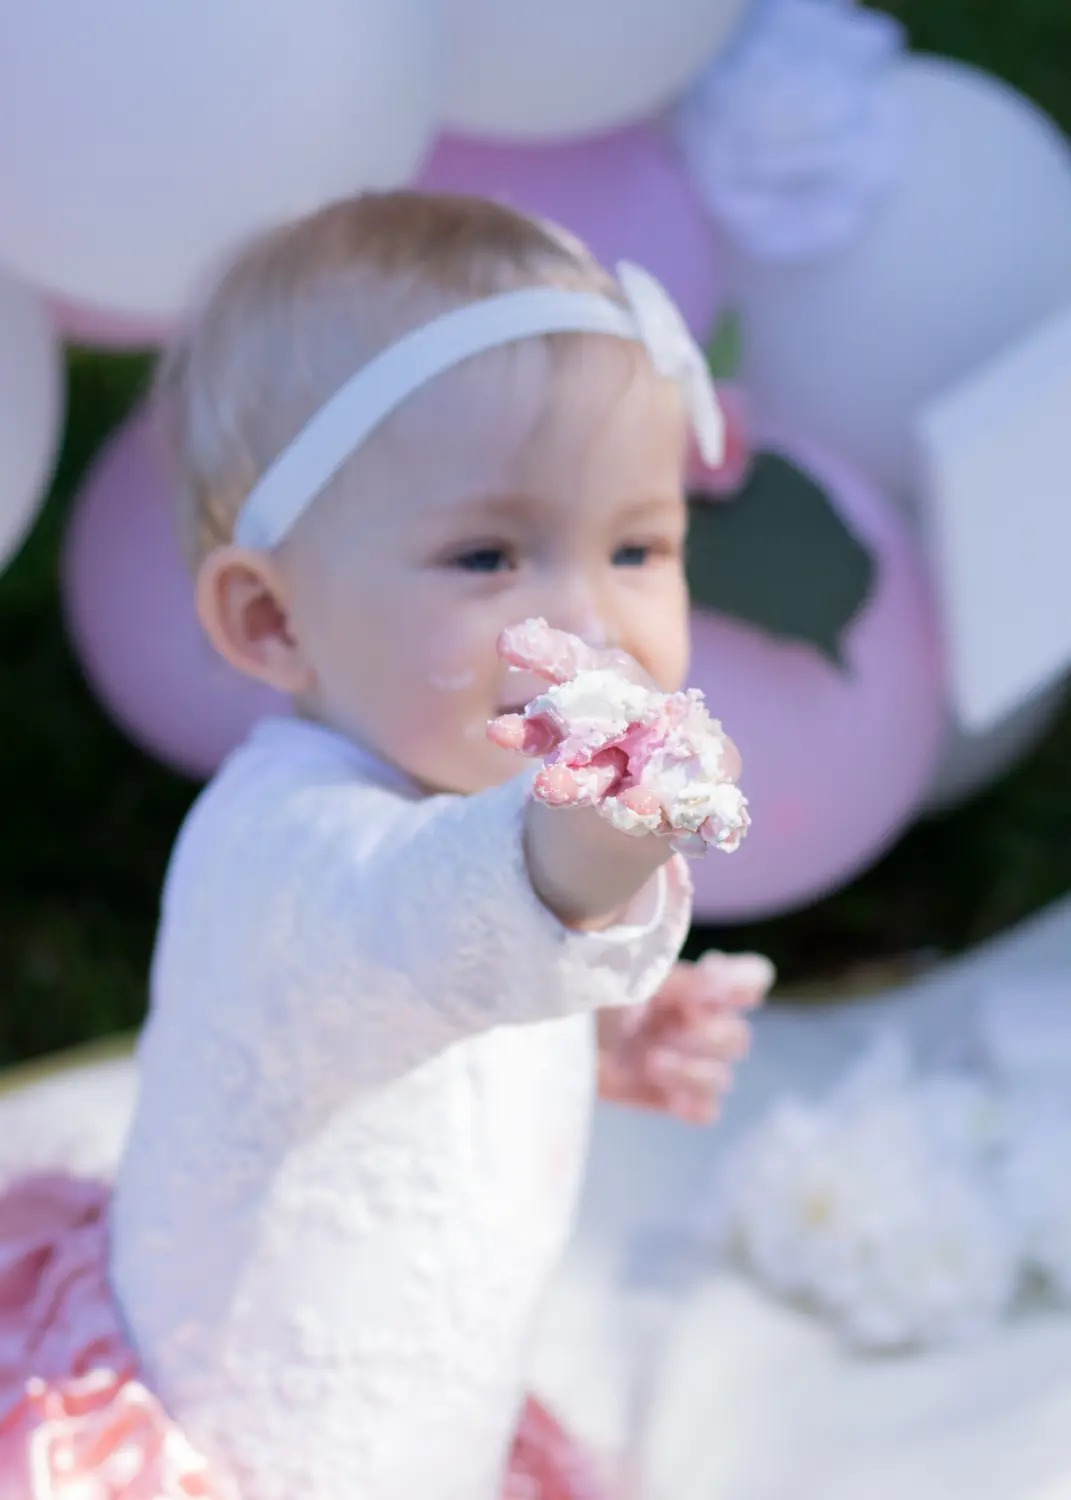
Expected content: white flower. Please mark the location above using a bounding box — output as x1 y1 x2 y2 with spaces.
674 0 906 261
998 1089 1071 1303
917 1073 1010 1165
718 1035 1020 1350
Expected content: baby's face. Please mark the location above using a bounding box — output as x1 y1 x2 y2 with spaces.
281 339 692 795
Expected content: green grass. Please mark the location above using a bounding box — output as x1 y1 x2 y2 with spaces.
3 1 1071 1067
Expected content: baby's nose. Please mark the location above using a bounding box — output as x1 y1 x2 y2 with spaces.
546 586 618 650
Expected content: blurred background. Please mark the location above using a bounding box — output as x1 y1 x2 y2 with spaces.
1 0 1071 1072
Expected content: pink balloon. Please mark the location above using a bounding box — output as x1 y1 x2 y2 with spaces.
687 430 945 923
418 125 722 339
61 409 289 779
47 294 175 350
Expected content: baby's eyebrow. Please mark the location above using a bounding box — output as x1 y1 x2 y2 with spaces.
411 491 542 527
617 494 684 520
408 489 684 534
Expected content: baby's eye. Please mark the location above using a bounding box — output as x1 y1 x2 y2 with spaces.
613 536 682 568
449 546 516 574
613 543 654 568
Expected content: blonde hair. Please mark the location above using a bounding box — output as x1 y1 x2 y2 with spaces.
156 191 626 565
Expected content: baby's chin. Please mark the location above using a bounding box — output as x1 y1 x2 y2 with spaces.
408 742 529 798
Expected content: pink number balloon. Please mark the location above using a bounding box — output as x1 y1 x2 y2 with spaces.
687 428 945 923
417 124 722 340
61 409 289 779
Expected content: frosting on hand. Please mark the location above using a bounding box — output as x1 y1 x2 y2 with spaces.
487 618 749 857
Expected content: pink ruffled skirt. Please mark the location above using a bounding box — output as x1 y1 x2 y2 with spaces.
0 1173 613 1500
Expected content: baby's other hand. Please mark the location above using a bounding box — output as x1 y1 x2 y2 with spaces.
597 952 774 1125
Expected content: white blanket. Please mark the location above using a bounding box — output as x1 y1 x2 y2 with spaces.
534 894 1071 1499
5 893 1071 1498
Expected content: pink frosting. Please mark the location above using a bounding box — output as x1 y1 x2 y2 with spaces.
0 1173 613 1500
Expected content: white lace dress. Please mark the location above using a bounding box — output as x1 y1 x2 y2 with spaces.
79 715 690 1500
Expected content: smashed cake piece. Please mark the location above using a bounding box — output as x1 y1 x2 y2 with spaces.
487 618 749 856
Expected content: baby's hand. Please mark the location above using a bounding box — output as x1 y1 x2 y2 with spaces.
487 618 748 857
597 952 775 1124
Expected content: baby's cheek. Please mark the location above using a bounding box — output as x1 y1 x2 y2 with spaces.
622 587 691 694
661 613 694 694
421 609 497 686
390 672 505 793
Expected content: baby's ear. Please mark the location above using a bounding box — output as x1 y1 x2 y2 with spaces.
195 546 313 695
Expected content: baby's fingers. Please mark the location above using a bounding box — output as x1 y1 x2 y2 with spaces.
671 1010 752 1063
534 760 620 808
496 618 594 685
695 951 775 1008
647 1050 733 1124
486 713 559 757
720 733 743 783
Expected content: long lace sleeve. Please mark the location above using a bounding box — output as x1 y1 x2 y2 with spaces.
152 762 692 1091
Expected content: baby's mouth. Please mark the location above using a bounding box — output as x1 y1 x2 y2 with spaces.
495 673 547 717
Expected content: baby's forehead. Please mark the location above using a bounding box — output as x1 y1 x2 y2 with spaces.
297 333 679 549
396 334 669 475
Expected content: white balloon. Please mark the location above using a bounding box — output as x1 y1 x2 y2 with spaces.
0 273 63 571
925 680 1067 812
443 0 750 141
0 0 444 319
727 57 1071 499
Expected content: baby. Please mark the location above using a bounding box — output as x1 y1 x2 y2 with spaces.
0 192 773 1500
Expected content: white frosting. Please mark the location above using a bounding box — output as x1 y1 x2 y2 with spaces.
527 669 656 750
522 665 748 852
638 740 741 833
427 668 477 692
601 800 664 838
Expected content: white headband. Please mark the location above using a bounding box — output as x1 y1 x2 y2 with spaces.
233 261 724 552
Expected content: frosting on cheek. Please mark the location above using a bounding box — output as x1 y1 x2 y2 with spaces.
423 667 494 748
427 668 477 692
